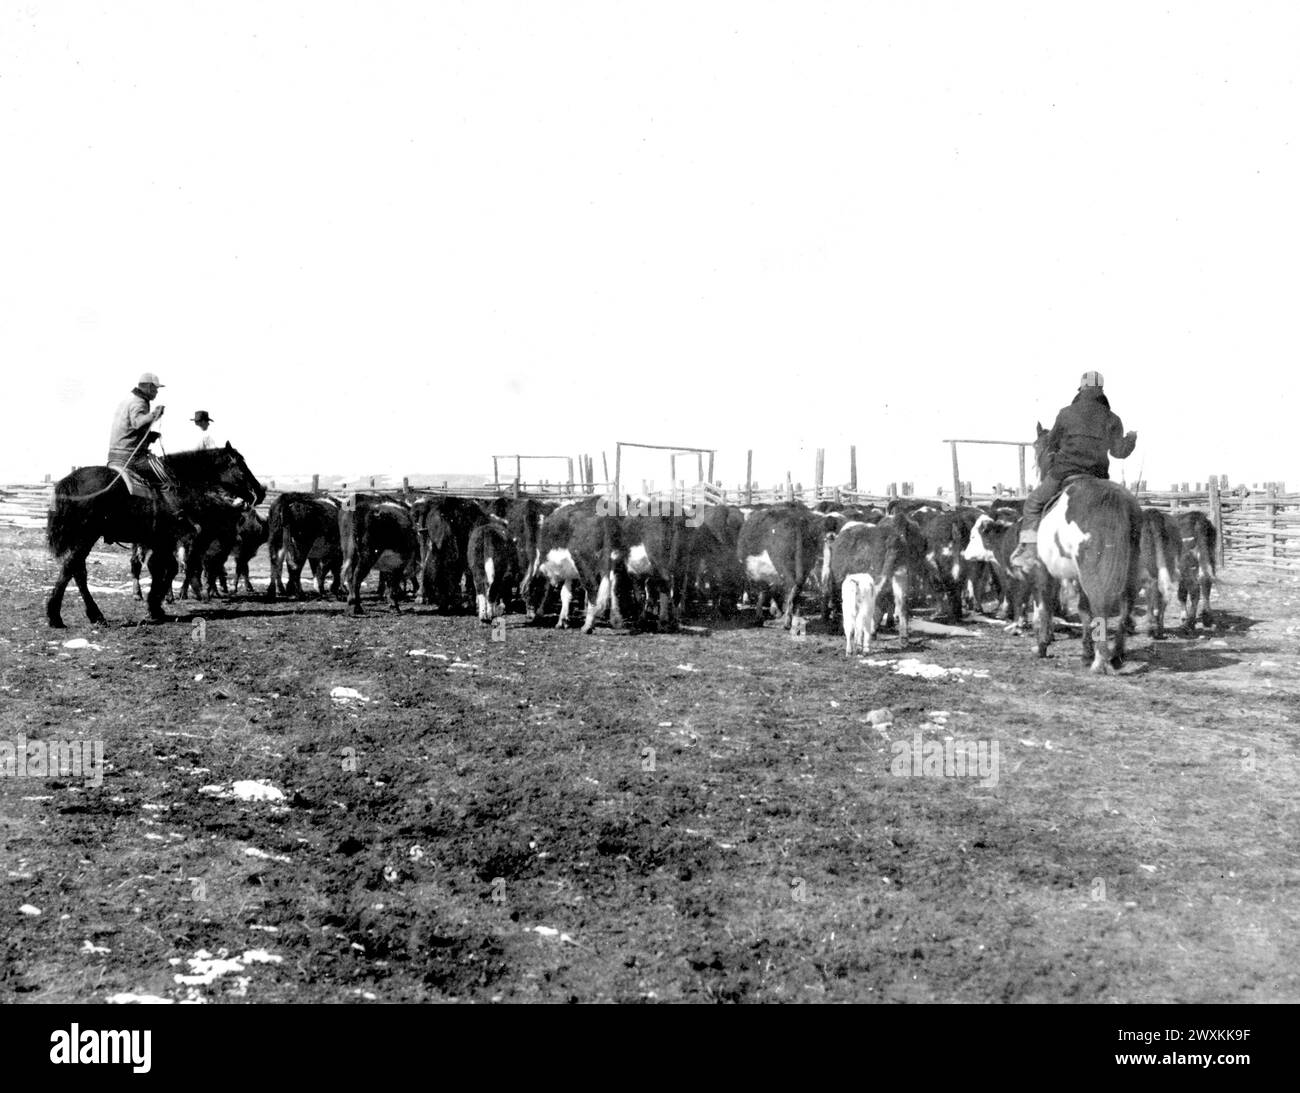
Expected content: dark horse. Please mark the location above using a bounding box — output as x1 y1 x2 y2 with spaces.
46 444 265 628
1031 424 1142 673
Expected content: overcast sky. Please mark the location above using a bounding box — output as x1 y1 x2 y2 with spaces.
2 2 1296 494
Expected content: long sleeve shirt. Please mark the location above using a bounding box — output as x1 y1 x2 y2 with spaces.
107 388 163 466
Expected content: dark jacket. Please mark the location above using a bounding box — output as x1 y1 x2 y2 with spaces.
107 387 163 466
1045 387 1135 478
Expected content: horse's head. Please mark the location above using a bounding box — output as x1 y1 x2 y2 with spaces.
1033 422 1051 479
213 442 266 507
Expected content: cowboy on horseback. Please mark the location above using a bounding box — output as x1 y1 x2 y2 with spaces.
1010 371 1137 572
107 373 177 502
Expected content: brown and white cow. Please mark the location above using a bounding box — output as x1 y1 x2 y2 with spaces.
528 498 629 633
962 513 1034 633
1136 508 1183 639
621 504 693 630
468 516 521 622
736 502 822 630
827 515 924 653
1176 510 1217 631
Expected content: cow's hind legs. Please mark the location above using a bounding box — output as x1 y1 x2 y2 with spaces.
146 546 173 622
556 580 574 629
348 554 373 616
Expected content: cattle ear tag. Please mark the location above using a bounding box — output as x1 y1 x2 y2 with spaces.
790 618 807 642
491 618 506 643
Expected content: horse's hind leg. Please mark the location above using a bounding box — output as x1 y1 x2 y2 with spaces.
47 551 78 628
130 546 145 600
71 558 107 626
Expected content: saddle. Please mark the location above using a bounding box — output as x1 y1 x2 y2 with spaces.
107 462 150 498
1044 472 1099 511
107 455 174 499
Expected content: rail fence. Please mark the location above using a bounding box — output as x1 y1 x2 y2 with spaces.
6 473 1297 576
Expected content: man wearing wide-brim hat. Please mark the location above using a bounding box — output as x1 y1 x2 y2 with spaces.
191 410 217 451
1010 371 1138 572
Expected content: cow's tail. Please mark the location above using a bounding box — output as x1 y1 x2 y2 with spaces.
1204 519 1218 576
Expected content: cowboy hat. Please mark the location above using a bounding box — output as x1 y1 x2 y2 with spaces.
193 410 213 424
137 372 165 387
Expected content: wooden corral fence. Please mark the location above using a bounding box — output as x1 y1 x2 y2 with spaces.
5 472 1298 576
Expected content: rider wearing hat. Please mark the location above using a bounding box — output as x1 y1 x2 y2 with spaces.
1009 371 1138 572
107 372 176 501
191 410 216 450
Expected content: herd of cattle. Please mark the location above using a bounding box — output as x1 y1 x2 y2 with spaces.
146 487 1219 654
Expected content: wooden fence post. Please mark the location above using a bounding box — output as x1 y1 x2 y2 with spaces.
849 445 857 492
1265 483 1277 565
746 450 753 506
815 449 824 497
311 474 319 495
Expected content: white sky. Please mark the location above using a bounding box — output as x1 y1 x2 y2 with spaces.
2 2 1296 493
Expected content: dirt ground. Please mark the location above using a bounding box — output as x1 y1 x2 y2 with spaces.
3 525 1298 1003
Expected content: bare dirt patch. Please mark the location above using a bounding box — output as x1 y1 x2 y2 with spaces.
2 527 1298 1002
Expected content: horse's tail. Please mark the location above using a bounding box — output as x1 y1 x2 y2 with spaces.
47 475 90 557
1089 486 1142 616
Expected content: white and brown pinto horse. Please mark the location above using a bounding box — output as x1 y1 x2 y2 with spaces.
1031 425 1143 673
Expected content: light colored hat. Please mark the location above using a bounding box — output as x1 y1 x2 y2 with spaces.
138 372 164 388
1079 371 1104 388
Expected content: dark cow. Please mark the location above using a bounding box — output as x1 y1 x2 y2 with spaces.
192 506 268 598
916 509 976 621
340 495 421 615
736 502 823 630
468 517 521 622
228 508 269 594
1135 508 1183 639
414 495 490 612
528 498 628 632
130 499 243 603
684 504 746 619
1176 511 1217 631
499 498 553 615
982 498 1026 520
962 513 1035 632
827 515 924 652
175 496 246 601
266 493 343 600
886 497 947 517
